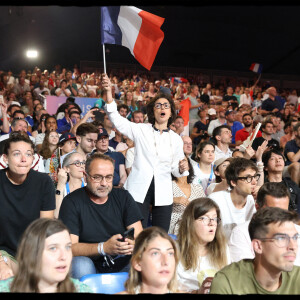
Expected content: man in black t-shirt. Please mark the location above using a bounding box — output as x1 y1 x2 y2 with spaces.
252 120 280 151
223 86 238 106
59 153 143 279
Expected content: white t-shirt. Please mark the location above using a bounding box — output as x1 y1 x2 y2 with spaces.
192 163 216 194
177 245 231 292
209 190 256 240
228 221 300 267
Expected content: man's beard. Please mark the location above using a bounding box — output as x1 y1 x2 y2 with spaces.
86 182 112 198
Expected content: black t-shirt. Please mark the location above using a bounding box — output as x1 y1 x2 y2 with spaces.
223 94 238 102
59 187 143 272
200 94 210 104
252 136 280 151
0 169 55 256
261 97 282 112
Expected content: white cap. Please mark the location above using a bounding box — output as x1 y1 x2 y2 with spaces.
208 108 217 115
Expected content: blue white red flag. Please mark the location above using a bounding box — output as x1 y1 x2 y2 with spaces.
169 77 188 84
249 63 263 74
100 6 165 71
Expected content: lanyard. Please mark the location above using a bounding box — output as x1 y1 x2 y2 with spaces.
66 178 85 195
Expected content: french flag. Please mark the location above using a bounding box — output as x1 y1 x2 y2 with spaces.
101 6 165 71
169 77 188 84
249 63 263 74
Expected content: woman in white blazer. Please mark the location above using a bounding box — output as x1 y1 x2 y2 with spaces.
102 74 189 232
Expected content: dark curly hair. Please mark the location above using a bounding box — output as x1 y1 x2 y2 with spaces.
146 92 176 127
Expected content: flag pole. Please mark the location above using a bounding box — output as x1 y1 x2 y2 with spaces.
102 44 107 74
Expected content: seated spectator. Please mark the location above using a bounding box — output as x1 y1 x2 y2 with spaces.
206 157 233 195
39 130 59 160
33 79 50 100
169 155 205 235
58 153 143 279
252 120 280 151
260 86 282 117
171 115 185 136
13 76 31 99
239 87 252 107
192 141 216 194
76 76 87 97
131 110 144 124
55 151 86 218
191 109 209 146
0 218 92 293
284 122 300 167
210 207 300 294
117 104 129 118
225 110 243 147
94 128 127 188
235 113 262 147
212 125 233 161
209 158 258 239
176 197 231 294
118 226 180 294
56 102 81 133
35 115 58 152
207 107 226 136
0 134 55 280
222 86 238 107
229 182 300 265
262 149 300 211
280 120 295 150
0 118 35 145
123 91 138 120
55 79 71 97
44 132 77 186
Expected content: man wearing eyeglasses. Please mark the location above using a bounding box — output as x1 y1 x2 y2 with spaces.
94 128 127 188
210 207 300 294
59 153 143 279
229 182 300 265
209 157 258 240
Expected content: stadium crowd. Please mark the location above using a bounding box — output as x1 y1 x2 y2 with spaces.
0 63 300 294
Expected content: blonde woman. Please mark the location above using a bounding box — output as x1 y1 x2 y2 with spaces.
176 198 231 294
118 226 181 294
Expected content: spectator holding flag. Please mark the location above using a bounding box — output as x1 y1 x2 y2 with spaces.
101 73 189 233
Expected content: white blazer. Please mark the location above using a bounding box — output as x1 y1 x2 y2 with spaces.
105 101 185 206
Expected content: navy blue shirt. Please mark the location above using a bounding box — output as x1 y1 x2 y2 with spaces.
284 139 300 165
104 149 125 186
261 98 282 116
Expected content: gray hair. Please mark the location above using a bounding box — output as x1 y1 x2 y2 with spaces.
11 118 28 129
62 151 81 168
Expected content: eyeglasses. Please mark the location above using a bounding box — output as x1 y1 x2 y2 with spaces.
258 233 300 248
197 216 221 225
154 102 171 109
86 173 114 183
237 174 260 183
69 160 86 167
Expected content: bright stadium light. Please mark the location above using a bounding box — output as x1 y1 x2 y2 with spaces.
26 50 38 58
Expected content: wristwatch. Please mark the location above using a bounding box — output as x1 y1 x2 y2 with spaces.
55 190 61 195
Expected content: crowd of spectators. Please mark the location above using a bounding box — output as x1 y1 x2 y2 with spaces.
0 63 300 294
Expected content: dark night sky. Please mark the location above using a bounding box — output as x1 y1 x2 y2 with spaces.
1 4 300 77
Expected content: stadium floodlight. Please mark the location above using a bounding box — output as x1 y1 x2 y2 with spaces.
26 50 38 58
